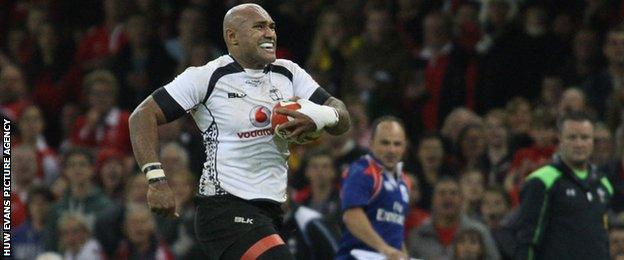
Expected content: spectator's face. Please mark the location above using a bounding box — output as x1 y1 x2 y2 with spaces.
417 138 444 170
432 181 462 218
100 159 124 191
574 31 597 60
27 9 46 35
524 7 546 36
455 232 484 259
13 148 37 184
541 77 563 104
18 106 44 139
126 175 148 203
365 10 389 40
424 14 448 48
611 229 624 257
28 195 50 223
559 120 594 166
0 66 26 103
126 209 155 245
87 82 116 112
558 90 585 115
64 154 94 186
530 126 556 148
591 127 613 165
305 156 335 188
460 171 484 203
484 115 507 147
370 121 407 171
234 7 277 68
60 218 89 252
508 103 531 134
460 127 485 160
480 191 509 228
604 32 624 66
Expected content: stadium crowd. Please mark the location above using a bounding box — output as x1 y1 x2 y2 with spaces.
1 0 624 259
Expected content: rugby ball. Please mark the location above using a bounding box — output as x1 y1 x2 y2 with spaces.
271 100 322 144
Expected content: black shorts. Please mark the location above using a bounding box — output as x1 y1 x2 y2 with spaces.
194 194 291 260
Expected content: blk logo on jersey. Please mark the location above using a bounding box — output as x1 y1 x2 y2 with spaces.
249 105 271 127
228 92 247 98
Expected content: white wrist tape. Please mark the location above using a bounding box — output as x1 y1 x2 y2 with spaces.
142 162 166 181
296 99 339 131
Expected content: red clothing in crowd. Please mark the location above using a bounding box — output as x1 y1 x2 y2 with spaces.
75 25 127 64
435 224 458 247
508 145 557 206
404 208 430 240
15 137 60 183
1 98 32 121
70 108 131 154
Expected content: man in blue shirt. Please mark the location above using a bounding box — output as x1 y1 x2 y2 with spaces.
338 116 411 260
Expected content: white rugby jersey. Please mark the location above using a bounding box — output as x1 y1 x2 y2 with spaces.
152 55 331 202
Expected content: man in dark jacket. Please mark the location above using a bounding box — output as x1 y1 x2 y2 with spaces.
515 111 613 259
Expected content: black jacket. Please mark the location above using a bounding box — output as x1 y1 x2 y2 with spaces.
514 156 613 260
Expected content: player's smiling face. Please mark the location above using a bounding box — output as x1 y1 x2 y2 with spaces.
239 9 277 67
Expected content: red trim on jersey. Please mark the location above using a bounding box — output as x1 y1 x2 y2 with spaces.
364 157 383 200
241 234 285 260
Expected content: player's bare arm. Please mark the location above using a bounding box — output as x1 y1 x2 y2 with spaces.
275 96 350 139
129 96 178 218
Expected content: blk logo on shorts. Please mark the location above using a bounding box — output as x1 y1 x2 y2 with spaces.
234 216 254 224
249 105 271 127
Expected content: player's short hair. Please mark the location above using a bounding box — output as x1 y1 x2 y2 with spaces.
370 115 407 141
557 110 594 133
82 70 119 97
61 147 95 167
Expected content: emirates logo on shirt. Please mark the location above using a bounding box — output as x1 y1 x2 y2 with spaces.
249 105 271 127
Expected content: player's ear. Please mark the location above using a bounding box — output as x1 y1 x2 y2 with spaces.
225 28 238 45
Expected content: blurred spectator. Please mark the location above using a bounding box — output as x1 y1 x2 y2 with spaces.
440 107 482 145
115 204 174 260
323 126 367 175
453 1 482 52
592 122 615 167
12 145 39 228
306 9 354 97
94 174 148 256
17 105 60 185
560 28 602 86
13 186 54 260
112 14 176 110
454 124 486 171
69 70 131 154
74 0 129 72
58 213 105 260
452 228 486 260
584 25 624 121
293 150 341 230
411 133 456 211
479 186 515 259
480 109 512 186
604 148 624 213
408 177 500 260
505 97 533 150
281 200 339 260
459 169 485 219
160 142 190 175
95 149 127 203
535 74 564 116
346 6 410 119
157 171 202 259
558 87 588 117
45 148 112 251
612 224 624 259
417 12 478 130
27 22 75 146
404 174 429 241
0 64 31 121
165 7 219 66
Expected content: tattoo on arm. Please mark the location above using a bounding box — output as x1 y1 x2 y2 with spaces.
324 97 351 135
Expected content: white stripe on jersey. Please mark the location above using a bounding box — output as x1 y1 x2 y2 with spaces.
163 55 320 202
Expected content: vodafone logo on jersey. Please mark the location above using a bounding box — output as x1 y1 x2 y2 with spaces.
249 105 271 127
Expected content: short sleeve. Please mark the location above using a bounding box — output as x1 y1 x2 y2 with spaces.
341 164 374 210
291 62 321 100
162 67 208 110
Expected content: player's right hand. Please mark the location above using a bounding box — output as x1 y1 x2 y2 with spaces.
147 179 179 218
381 246 409 260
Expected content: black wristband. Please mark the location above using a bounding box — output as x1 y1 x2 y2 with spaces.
142 164 163 175
148 176 167 184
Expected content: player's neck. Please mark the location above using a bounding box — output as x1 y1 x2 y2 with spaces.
229 53 267 70
561 156 588 172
